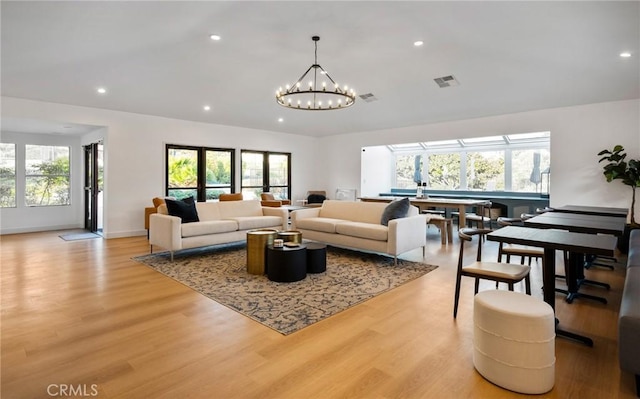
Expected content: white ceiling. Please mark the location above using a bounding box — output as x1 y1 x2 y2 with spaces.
1 1 639 137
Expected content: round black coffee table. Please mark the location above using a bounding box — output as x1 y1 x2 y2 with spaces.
266 244 307 282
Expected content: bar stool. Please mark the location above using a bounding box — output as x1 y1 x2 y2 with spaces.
427 215 453 245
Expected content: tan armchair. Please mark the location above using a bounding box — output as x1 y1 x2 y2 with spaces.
219 193 243 201
260 192 291 207
145 197 168 238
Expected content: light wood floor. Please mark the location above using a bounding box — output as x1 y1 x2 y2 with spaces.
1 228 636 398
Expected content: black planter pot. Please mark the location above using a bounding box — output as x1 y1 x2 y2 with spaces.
618 224 640 254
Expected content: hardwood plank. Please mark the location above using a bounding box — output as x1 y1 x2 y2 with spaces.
1 230 636 398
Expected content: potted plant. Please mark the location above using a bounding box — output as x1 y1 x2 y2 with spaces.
598 145 640 252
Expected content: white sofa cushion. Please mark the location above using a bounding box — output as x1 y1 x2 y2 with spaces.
195 202 222 221
218 200 263 217
226 216 284 230
319 200 387 224
181 220 238 238
335 221 388 241
294 217 346 234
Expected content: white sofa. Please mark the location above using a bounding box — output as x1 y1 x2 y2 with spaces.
291 200 427 264
149 200 288 260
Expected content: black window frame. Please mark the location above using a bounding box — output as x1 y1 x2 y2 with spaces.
240 150 292 200
165 144 235 202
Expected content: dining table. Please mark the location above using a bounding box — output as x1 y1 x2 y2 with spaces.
551 204 628 218
523 211 626 304
487 226 618 347
358 196 490 227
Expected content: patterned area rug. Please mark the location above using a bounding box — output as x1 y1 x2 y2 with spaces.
132 244 438 335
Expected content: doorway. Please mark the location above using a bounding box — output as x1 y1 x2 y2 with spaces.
84 142 103 233
240 150 291 200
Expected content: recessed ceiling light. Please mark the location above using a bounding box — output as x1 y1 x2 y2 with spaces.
620 52 631 58
278 118 284 123
414 41 424 47
96 87 107 94
203 105 211 111
210 34 221 41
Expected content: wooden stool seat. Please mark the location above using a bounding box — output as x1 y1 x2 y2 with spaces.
428 216 453 245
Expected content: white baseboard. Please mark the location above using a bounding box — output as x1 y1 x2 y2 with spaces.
0 224 82 235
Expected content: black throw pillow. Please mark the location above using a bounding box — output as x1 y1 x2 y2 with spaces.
307 194 326 204
380 197 411 226
165 196 199 223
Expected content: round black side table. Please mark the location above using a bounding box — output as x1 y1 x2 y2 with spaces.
266 244 307 282
306 242 327 273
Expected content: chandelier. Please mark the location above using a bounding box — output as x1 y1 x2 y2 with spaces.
276 36 356 111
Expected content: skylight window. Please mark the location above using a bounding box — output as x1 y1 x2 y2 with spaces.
460 135 505 146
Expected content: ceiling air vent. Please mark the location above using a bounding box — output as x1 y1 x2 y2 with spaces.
359 93 378 103
434 75 460 88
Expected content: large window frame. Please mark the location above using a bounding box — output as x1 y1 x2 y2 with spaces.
391 132 550 193
0 143 16 208
165 144 235 201
240 150 291 200
25 144 71 207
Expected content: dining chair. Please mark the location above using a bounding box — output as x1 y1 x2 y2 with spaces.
497 216 544 266
453 228 531 318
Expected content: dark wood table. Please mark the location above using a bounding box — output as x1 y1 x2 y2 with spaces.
524 212 625 304
525 212 626 236
551 205 628 218
487 226 618 346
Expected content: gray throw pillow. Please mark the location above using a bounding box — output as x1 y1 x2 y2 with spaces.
380 197 411 226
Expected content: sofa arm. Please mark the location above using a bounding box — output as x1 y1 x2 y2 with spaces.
290 208 321 229
619 266 640 376
261 206 289 230
387 215 427 256
149 213 183 252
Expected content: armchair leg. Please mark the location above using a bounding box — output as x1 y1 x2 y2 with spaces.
150 245 153 254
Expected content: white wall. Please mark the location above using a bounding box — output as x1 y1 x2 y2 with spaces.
360 145 393 197
2 97 638 237
322 99 640 222
1 97 322 238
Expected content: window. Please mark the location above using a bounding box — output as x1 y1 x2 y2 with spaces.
241 150 291 200
166 145 234 201
25 145 70 206
466 151 505 190
0 143 16 207
428 153 461 190
389 132 550 193
511 149 550 192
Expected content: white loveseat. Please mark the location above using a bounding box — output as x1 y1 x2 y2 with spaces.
149 200 288 260
291 200 427 263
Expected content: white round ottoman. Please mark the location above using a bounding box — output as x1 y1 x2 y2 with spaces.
473 290 556 394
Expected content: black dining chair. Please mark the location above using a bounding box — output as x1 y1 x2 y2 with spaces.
453 228 532 318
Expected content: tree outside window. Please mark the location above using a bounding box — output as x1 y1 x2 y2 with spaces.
466 151 505 190
166 145 234 201
428 153 461 190
0 143 16 207
25 145 70 206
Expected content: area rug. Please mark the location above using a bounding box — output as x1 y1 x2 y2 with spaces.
59 232 102 241
132 244 438 335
